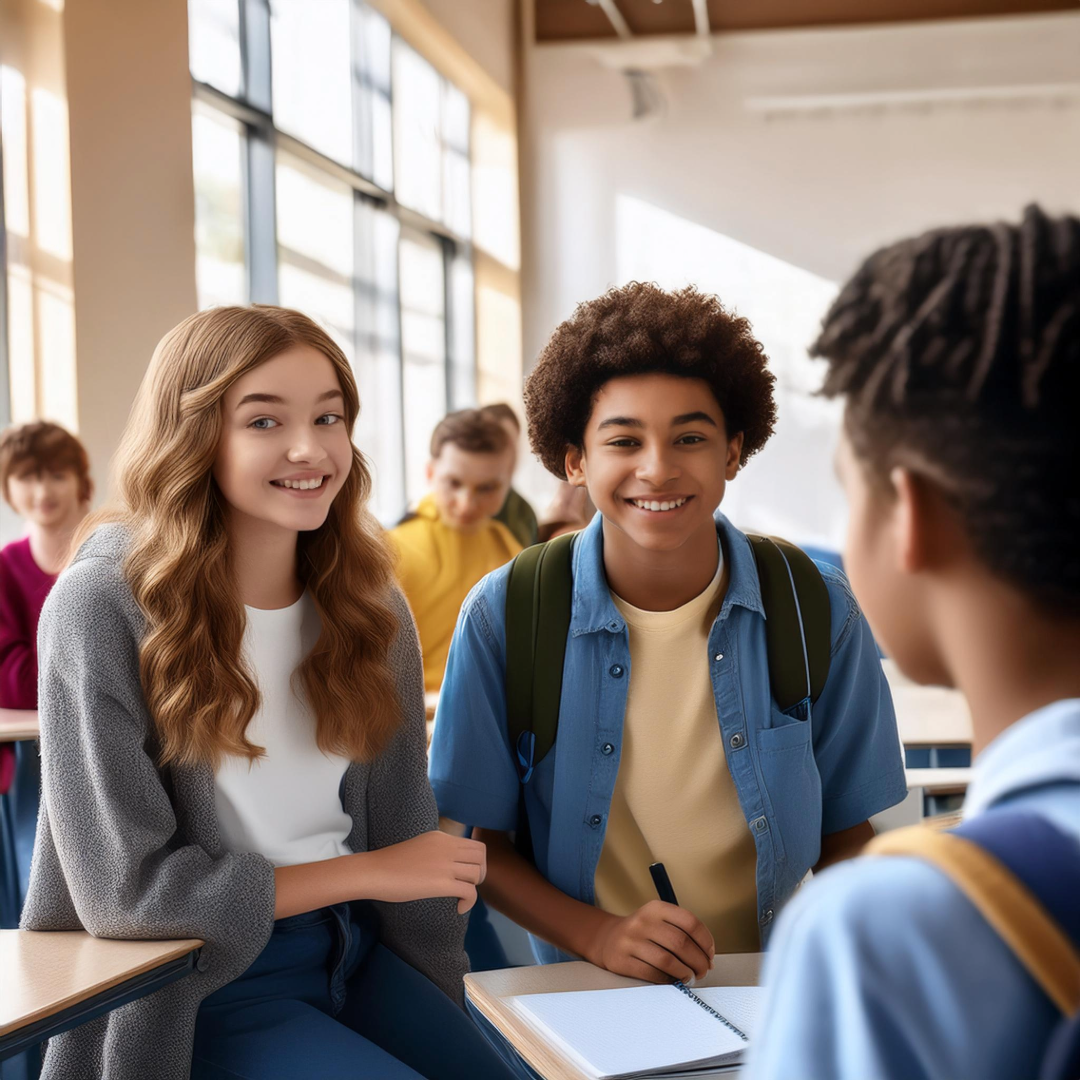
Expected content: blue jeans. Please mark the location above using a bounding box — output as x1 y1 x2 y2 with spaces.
191 903 519 1080
0 741 39 929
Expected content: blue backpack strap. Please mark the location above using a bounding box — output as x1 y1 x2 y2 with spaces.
950 809 1080 949
954 812 1080 1080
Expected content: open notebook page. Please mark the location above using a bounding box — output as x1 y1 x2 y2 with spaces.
508 984 763 1080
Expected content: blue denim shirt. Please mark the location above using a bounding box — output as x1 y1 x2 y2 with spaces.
429 512 906 962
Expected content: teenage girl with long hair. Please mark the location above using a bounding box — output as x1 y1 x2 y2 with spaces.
22 306 518 1080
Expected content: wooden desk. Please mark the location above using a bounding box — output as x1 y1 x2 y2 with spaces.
0 930 202 1062
905 767 973 794
465 954 763 1080
0 710 38 744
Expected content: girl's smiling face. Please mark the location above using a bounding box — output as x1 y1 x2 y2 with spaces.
565 373 743 554
213 345 353 536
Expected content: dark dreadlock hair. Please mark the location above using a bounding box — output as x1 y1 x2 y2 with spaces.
813 204 1080 615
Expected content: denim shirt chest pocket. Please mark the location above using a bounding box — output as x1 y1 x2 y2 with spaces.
755 708 823 873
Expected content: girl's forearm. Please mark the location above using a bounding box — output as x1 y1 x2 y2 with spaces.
273 852 372 919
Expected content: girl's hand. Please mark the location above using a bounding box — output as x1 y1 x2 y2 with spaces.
361 831 487 914
588 900 715 984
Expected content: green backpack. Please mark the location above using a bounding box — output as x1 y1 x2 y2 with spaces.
504 528 832 861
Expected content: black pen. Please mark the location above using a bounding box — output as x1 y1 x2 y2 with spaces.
649 861 679 906
650 862 715 987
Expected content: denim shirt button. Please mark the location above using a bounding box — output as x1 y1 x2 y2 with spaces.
589 814 603 827
729 732 745 750
715 653 724 661
607 620 621 632
762 909 774 923
609 664 625 678
601 742 615 756
753 816 767 832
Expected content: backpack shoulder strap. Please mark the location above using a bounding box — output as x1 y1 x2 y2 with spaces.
747 534 832 711
505 531 577 776
867 812 1080 1015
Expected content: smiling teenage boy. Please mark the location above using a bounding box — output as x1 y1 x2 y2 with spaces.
429 283 906 980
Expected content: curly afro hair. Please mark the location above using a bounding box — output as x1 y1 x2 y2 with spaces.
524 282 776 480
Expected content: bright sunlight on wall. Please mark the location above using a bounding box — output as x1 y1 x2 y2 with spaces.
615 194 845 551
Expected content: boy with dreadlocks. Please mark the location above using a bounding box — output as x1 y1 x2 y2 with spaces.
747 205 1080 1080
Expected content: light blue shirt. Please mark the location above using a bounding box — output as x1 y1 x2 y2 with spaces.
429 511 906 962
746 698 1080 1080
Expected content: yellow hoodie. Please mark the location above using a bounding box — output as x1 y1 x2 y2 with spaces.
389 495 522 693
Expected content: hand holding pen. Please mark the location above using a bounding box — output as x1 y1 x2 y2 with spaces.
586 861 715 985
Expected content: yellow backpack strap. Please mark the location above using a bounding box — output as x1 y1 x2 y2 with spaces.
867 824 1080 1015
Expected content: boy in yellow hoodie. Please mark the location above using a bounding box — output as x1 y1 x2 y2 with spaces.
391 409 522 693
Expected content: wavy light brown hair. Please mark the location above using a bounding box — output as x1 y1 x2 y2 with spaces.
77 305 401 767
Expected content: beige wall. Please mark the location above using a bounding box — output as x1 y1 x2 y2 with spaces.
63 0 198 499
516 10 1080 534
416 0 517 96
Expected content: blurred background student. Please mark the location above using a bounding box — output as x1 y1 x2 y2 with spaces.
479 403 539 549
0 422 92 928
389 409 521 695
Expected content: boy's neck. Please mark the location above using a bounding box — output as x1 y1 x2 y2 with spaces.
601 515 721 612
938 578 1080 756
27 514 84 575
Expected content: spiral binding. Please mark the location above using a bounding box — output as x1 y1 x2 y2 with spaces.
673 982 749 1042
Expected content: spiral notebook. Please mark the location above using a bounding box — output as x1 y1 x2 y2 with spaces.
507 982 763 1079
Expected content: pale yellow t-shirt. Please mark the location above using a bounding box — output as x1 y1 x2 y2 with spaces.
594 556 761 954
390 494 521 693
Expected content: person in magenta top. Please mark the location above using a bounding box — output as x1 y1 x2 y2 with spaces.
0 421 92 931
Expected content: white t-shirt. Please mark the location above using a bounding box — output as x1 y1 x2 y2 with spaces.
214 591 354 867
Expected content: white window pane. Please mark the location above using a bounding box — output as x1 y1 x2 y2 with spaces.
442 82 469 154
192 104 246 309
359 6 394 191
275 155 353 278
441 83 470 237
392 40 442 222
399 231 446 505
448 252 475 407
354 204 403 522
188 0 242 98
275 154 355 356
279 264 356 362
371 96 394 193
443 149 471 239
271 0 352 165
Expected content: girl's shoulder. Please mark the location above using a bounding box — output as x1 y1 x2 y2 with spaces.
43 524 141 640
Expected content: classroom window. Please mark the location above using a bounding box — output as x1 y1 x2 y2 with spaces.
275 154 356 361
187 0 243 99
399 229 447 507
270 0 352 168
186 0 477 522
191 103 247 310
392 40 472 239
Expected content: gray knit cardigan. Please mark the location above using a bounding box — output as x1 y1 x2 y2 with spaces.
21 525 468 1080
